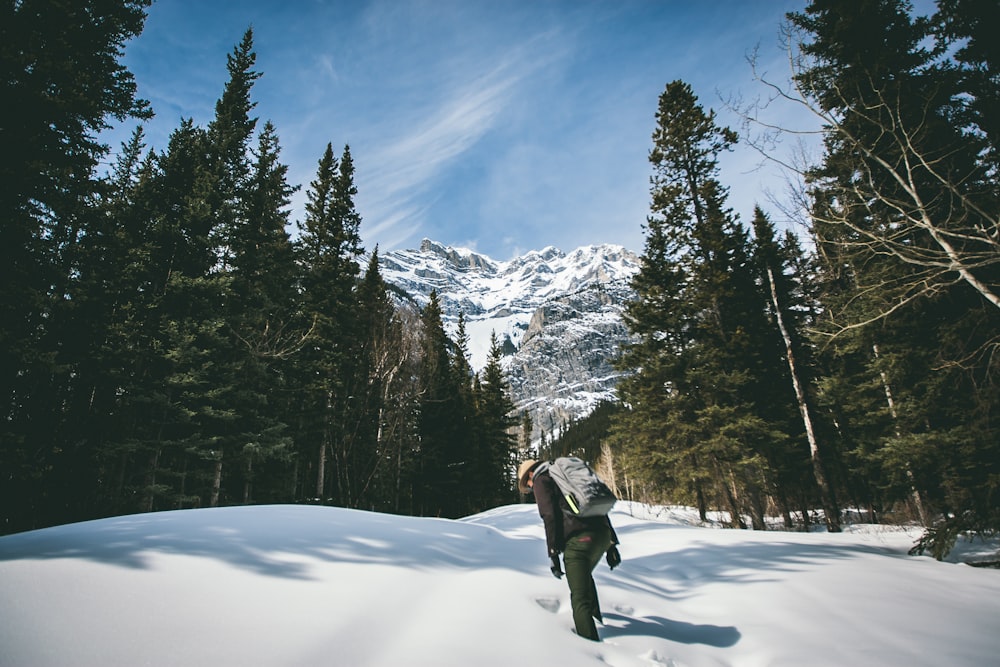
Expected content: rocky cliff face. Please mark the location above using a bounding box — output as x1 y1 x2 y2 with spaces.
378 240 639 442
507 282 634 438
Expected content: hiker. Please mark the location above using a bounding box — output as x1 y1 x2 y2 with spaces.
518 458 621 641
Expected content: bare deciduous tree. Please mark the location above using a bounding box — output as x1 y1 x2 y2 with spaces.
740 24 1000 336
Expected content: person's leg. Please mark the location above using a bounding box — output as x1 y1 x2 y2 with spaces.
590 576 603 623
564 527 613 640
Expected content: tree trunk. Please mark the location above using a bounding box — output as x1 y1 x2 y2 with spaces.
777 491 794 529
695 479 708 522
748 485 766 530
143 448 160 512
721 466 747 529
316 440 326 502
596 441 619 497
766 266 841 532
243 457 253 505
178 457 188 508
872 344 928 526
210 447 223 508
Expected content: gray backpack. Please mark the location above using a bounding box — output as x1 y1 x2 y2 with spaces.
541 456 616 517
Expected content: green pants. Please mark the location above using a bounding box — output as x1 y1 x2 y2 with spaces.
563 525 613 641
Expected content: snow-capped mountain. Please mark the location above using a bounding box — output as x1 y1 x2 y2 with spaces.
379 239 640 440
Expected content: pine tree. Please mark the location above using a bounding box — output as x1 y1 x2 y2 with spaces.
788 0 999 317
221 120 301 505
450 313 478 513
474 332 518 508
613 81 832 528
208 27 260 273
180 28 273 509
0 0 152 533
934 0 1000 178
111 117 228 512
415 291 466 517
347 249 412 510
293 143 364 504
750 207 839 528
90 31 263 512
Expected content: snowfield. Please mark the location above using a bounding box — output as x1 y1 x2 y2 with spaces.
1 503 998 667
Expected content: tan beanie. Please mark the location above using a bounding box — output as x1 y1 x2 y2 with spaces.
517 459 538 494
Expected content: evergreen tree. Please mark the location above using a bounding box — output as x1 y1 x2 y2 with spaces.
415 291 465 517
612 81 831 528
750 207 837 528
789 0 1000 550
86 130 166 517
103 117 229 513
0 0 152 533
91 25 269 512
934 0 1000 178
788 0 999 316
292 143 364 504
474 332 518 508
349 249 411 510
208 27 260 272
221 120 300 505
450 313 477 513
518 411 536 466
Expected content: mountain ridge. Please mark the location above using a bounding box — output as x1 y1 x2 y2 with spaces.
378 239 640 440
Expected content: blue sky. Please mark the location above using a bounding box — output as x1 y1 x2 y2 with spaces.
107 0 813 260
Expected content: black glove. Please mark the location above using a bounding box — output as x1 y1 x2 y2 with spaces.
549 553 564 579
606 545 621 570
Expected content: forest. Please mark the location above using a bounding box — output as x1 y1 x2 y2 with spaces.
608 0 999 558
2 0 997 559
1 1 518 533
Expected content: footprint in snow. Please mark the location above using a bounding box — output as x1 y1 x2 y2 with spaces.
535 597 561 613
640 649 685 667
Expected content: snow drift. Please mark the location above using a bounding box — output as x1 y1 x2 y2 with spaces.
1 503 998 667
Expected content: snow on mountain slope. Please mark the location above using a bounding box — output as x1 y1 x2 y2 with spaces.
1 503 998 667
379 240 640 437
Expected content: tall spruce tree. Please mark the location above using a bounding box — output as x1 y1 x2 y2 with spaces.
94 26 269 513
788 0 999 316
114 117 228 513
196 28 268 507
613 81 838 528
222 120 300 505
0 0 152 533
474 332 518 508
208 28 260 273
349 249 411 510
415 291 466 517
293 143 364 504
450 313 477 514
750 207 837 528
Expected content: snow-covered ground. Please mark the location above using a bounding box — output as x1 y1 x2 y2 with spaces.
1 502 998 667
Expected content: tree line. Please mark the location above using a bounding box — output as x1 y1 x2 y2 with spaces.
608 0 998 557
1 2 517 534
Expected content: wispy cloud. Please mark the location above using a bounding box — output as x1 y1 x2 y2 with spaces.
355 29 564 249
369 68 517 198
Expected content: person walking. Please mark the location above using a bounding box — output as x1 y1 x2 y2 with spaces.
518 459 621 641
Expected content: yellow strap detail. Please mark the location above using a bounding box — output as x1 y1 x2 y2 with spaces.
566 494 579 514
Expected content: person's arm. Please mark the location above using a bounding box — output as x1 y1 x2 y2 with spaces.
605 517 621 570
532 473 564 556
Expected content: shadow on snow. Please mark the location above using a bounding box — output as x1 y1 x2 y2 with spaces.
601 611 740 647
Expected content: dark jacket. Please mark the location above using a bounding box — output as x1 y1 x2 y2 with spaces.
532 467 619 556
